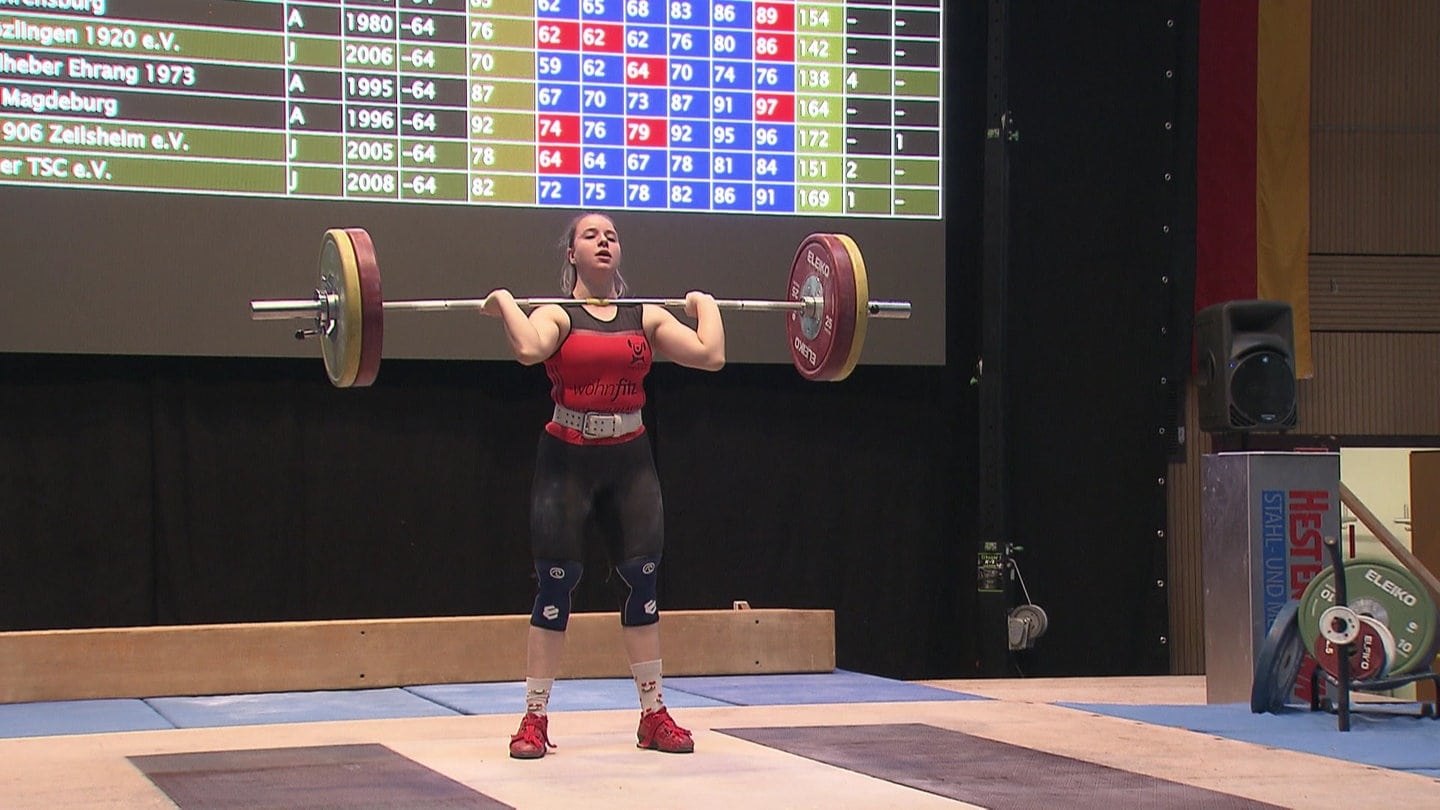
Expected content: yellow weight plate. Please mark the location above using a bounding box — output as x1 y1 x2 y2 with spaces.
831 233 869 382
319 229 363 388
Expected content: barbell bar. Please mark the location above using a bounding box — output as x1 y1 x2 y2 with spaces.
249 228 912 387
252 295 912 319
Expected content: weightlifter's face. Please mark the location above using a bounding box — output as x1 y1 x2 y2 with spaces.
569 215 621 276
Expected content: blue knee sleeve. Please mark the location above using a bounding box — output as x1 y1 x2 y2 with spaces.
531 559 583 631
615 555 661 627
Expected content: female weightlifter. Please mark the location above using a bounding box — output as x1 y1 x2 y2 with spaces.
481 212 725 758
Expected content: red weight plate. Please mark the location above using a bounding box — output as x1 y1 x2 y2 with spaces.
344 228 384 387
1312 622 1388 682
786 234 859 381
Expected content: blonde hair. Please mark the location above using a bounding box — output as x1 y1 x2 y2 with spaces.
558 212 628 297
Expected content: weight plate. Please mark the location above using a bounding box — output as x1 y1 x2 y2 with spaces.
1312 619 1388 682
1359 615 1397 675
319 229 362 388
786 233 865 382
1251 600 1305 714
1318 605 1361 645
1298 558 1440 676
344 227 384 387
832 234 869 380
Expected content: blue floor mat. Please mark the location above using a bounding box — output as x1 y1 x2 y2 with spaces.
1063 701 1440 775
0 698 175 738
145 688 460 729
408 678 730 715
667 670 987 706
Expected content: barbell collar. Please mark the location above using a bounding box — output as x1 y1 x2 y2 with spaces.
251 298 325 320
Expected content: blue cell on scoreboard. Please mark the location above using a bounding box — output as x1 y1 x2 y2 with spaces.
667 59 708 88
665 0 702 26
709 60 751 89
753 64 794 92
709 29 752 59
624 149 666 178
622 0 665 24
623 24 666 55
581 85 623 115
665 26 708 57
582 115 626 146
538 176 582 206
666 89 708 120
537 52 581 82
536 0 579 19
580 54 624 85
582 177 624 206
579 0 624 22
537 83 580 113
666 120 706 148
710 122 752 151
582 147 625 177
752 152 792 182
710 151 751 180
709 0 752 29
753 124 794 152
667 150 709 179
667 181 709 211
711 182 752 212
710 91 752 121
753 184 792 213
624 87 667 116
624 178 666 209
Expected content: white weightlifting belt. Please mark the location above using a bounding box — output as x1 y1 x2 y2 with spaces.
552 404 643 439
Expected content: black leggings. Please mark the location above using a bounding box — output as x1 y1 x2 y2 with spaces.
530 431 664 563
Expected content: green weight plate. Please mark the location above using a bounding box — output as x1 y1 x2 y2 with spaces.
1298 558 1439 676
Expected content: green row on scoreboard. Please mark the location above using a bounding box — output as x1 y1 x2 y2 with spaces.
0 148 938 214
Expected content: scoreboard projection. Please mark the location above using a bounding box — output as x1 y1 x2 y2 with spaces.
0 0 944 217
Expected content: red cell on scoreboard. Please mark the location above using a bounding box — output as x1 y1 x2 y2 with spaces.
753 33 794 62
753 2 795 31
537 145 581 175
754 93 793 122
624 57 667 86
535 20 579 50
537 114 580 143
624 117 667 147
581 23 624 54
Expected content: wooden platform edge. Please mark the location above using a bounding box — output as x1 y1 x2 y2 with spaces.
0 609 835 704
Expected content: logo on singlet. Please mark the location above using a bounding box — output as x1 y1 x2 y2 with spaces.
628 337 648 366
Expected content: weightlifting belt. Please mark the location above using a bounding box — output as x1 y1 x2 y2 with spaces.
551 404 643 439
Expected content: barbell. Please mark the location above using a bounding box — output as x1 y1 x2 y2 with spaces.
249 227 912 387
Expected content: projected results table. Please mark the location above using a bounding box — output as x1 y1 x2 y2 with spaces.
0 0 942 216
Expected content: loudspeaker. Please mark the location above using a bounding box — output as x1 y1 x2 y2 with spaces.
1194 300 1297 432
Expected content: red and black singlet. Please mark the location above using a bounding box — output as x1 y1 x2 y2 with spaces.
543 304 652 445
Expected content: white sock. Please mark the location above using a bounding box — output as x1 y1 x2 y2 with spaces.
631 659 665 715
524 677 553 716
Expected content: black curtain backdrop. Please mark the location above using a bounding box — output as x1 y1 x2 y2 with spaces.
0 2 1195 680
0 354 980 678
996 1 1193 676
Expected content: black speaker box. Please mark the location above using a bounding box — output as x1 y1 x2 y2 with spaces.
1194 300 1297 432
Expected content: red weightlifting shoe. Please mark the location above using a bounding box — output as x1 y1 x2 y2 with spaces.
636 707 694 753
509 711 555 759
